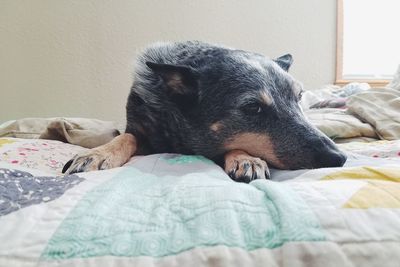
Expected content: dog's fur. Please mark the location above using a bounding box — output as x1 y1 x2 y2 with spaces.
63 41 346 183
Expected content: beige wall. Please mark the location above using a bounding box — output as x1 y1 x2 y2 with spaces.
0 0 337 124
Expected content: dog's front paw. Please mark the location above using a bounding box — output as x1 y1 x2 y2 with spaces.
62 149 121 174
224 150 270 183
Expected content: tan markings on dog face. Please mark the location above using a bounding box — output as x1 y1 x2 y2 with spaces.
260 91 273 105
224 133 285 168
210 121 223 132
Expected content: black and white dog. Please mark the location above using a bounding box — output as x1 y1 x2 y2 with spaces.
63 41 346 183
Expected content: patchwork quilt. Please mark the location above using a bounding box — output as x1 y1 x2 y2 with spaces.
0 138 400 267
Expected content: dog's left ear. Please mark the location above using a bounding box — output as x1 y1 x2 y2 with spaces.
146 62 198 95
274 54 293 71
146 61 199 111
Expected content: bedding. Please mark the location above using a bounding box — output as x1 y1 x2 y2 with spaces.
0 118 122 148
1 137 400 267
347 88 400 140
302 86 400 142
304 108 378 140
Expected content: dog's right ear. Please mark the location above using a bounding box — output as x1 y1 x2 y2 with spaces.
274 54 293 72
146 62 198 95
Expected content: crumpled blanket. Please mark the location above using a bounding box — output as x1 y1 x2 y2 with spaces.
301 83 370 110
302 78 400 142
0 118 121 148
309 97 347 109
304 108 378 140
348 88 400 140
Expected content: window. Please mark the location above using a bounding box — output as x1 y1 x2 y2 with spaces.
336 0 400 86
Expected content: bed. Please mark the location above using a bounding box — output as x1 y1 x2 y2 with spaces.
1 87 400 267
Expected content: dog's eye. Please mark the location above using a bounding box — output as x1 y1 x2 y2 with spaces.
297 90 304 102
242 103 263 115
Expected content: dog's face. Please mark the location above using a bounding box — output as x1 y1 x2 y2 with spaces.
146 50 346 169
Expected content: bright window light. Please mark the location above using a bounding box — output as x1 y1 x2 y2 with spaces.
343 0 400 80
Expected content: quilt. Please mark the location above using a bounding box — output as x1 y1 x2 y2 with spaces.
0 137 400 267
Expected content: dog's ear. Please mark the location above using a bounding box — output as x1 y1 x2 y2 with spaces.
146 61 199 110
274 54 293 71
146 62 198 95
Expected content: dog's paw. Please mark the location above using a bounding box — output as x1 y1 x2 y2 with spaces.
62 149 122 174
224 150 270 183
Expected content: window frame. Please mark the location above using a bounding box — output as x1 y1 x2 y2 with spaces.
335 0 389 87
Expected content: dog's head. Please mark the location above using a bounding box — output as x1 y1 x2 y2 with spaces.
146 49 346 169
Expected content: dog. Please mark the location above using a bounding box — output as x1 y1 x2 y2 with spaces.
62 41 347 183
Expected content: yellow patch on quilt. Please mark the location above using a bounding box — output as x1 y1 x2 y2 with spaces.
321 167 400 208
343 181 400 209
322 167 400 182
0 139 15 148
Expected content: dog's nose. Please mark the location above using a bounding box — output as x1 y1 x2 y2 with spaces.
315 150 347 168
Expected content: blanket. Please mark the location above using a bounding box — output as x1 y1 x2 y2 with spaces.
348 88 400 140
0 118 121 148
303 87 400 142
1 137 400 267
304 108 377 140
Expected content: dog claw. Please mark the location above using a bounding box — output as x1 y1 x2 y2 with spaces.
224 150 270 183
62 133 136 175
62 150 117 174
62 159 74 173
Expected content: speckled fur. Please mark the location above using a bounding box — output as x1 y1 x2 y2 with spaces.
63 41 346 180
125 41 346 168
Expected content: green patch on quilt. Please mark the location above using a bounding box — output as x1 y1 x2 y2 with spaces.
41 167 325 260
161 154 213 165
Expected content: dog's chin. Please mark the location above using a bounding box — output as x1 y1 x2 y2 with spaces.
258 155 312 170
265 157 322 170
223 133 285 168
